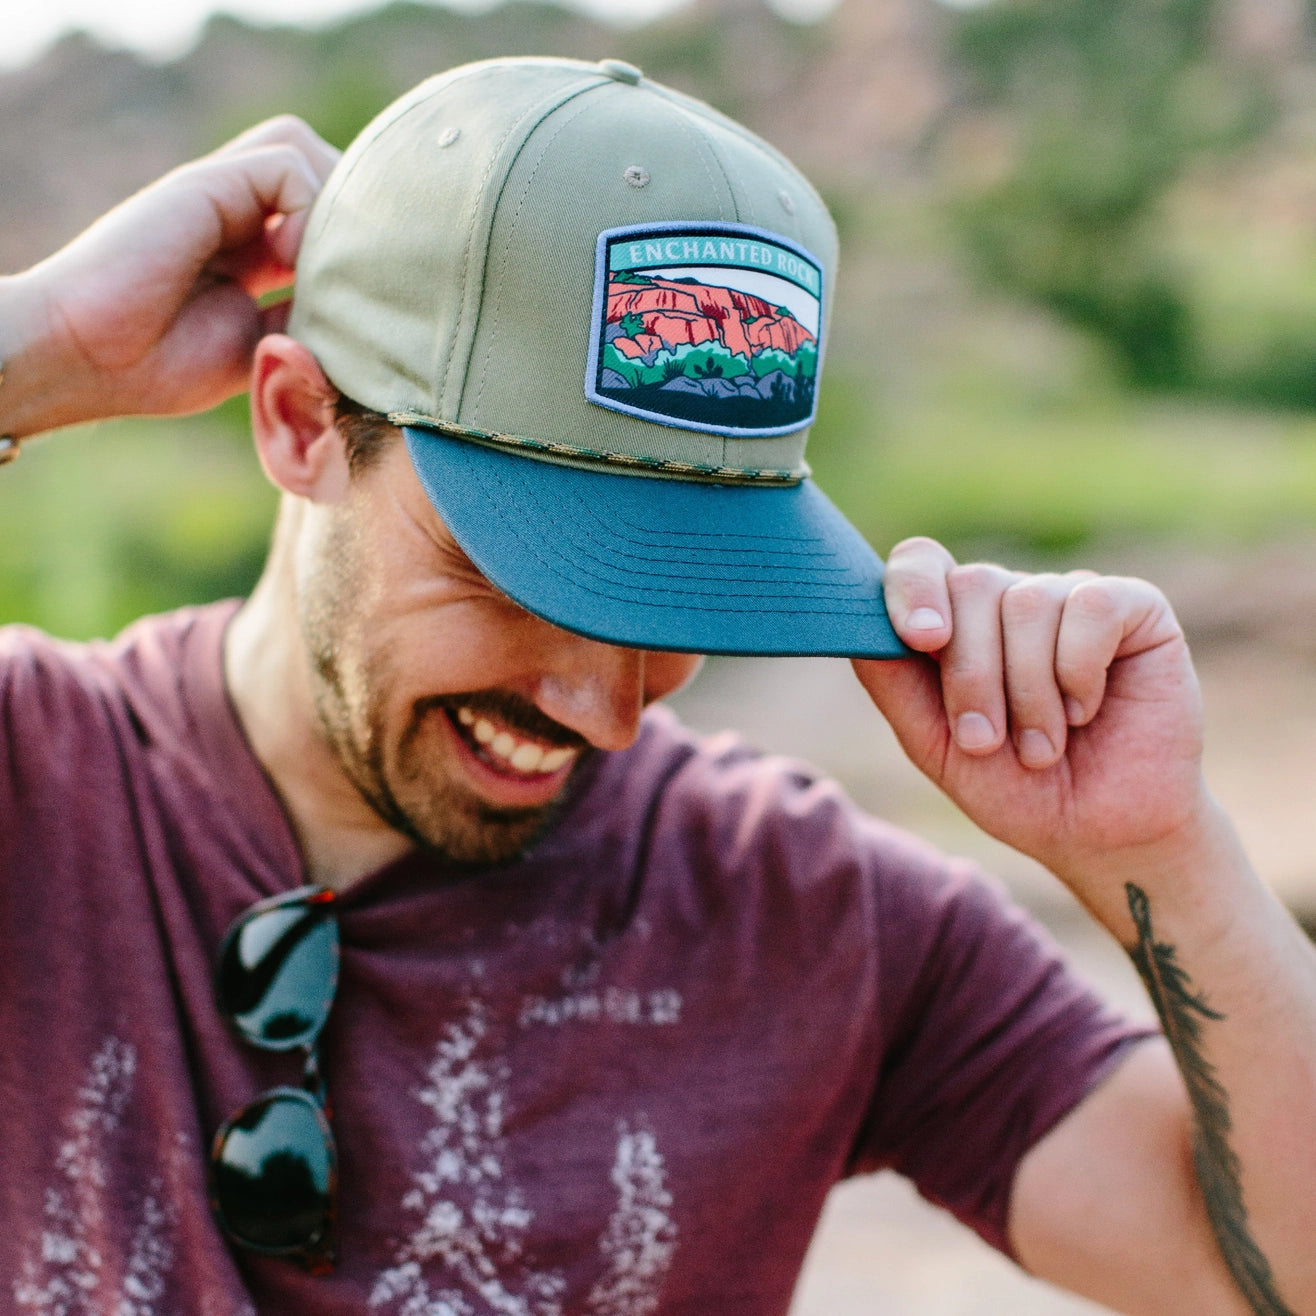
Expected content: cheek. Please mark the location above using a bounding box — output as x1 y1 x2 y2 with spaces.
368 602 534 700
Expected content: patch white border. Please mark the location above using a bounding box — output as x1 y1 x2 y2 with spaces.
585 221 825 438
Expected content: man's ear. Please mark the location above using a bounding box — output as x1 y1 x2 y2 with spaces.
249 335 351 501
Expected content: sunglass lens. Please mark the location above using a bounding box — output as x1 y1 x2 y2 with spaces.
211 1089 336 1256
218 889 338 1048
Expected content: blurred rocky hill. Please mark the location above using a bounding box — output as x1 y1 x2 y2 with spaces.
0 0 951 275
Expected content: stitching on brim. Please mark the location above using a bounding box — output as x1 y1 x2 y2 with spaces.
464 455 881 615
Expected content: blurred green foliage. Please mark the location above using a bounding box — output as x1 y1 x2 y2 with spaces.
0 415 274 641
948 0 1273 389
810 363 1316 557
199 1 634 151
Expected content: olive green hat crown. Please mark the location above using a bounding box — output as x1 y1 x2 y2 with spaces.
288 55 838 483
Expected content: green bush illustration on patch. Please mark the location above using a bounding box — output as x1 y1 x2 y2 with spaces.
601 341 816 390
751 343 817 381
602 342 742 387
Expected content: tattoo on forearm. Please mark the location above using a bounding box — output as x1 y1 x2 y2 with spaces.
1125 883 1295 1316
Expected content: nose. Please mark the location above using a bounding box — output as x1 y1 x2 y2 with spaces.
530 629 648 752
527 626 702 752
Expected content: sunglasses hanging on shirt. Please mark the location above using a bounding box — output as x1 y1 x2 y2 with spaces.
209 885 340 1273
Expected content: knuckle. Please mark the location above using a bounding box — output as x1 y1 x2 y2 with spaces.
941 652 998 694
258 113 312 138
1053 648 1097 687
889 534 945 556
1001 576 1061 624
947 562 1007 599
1067 577 1122 622
1011 695 1062 732
1004 673 1049 705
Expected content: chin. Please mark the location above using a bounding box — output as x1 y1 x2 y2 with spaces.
397 786 558 868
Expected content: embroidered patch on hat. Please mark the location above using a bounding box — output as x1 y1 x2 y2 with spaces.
586 222 824 437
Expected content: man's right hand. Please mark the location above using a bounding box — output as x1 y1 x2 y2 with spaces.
0 116 339 439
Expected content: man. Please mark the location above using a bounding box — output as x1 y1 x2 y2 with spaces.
0 57 1312 1316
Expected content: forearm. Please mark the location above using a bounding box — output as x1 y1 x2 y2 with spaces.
0 270 70 440
1071 804 1316 1313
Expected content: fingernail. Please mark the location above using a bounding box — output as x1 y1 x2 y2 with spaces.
955 712 996 750
907 607 945 631
1018 728 1056 768
1064 696 1084 724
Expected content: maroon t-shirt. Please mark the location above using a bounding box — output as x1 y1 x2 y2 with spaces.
0 603 1141 1314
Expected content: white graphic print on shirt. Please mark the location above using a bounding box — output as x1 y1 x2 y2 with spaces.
370 998 568 1315
13 1037 185 1316
18 973 682 1315
372 978 683 1316
586 1126 678 1316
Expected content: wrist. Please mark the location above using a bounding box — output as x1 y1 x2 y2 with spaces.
1054 794 1258 949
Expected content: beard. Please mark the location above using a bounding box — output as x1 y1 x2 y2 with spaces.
296 515 587 867
326 683 585 867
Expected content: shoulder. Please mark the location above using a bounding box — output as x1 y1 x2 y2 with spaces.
0 622 108 734
587 702 849 842
582 702 973 916
591 705 1087 989
96 601 238 725
0 601 237 754
617 704 949 857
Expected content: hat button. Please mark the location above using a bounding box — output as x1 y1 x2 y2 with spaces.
598 58 643 85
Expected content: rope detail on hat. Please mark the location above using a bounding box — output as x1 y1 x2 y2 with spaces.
389 412 806 484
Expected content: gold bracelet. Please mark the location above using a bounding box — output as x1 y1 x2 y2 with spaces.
0 361 16 464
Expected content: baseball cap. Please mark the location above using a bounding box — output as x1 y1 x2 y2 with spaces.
288 56 909 658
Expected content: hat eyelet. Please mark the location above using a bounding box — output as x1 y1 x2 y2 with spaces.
623 165 650 189
436 126 461 149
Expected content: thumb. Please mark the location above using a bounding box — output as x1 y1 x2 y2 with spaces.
851 655 950 776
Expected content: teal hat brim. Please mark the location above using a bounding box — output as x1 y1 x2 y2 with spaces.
404 428 910 659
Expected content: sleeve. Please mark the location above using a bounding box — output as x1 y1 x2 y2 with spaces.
0 625 113 848
0 625 41 840
851 829 1154 1258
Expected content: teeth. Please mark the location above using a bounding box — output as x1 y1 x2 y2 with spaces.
455 706 578 776
510 743 545 772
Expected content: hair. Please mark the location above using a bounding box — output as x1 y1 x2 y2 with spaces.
333 394 399 475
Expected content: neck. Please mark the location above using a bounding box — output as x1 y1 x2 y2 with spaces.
223 505 415 891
